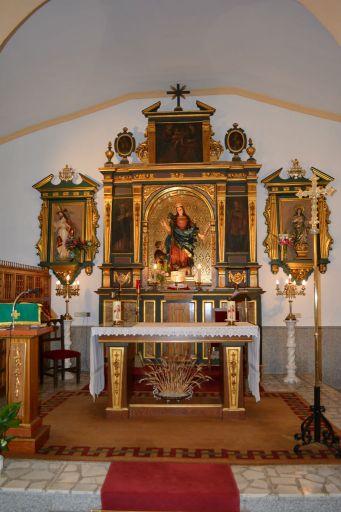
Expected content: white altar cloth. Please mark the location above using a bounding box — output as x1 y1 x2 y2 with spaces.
89 322 260 402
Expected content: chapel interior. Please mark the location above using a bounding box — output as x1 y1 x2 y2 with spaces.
0 1 341 512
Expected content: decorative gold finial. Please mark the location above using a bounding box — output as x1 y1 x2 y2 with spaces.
246 138 256 161
59 164 74 181
209 131 224 161
287 158 306 179
105 141 114 167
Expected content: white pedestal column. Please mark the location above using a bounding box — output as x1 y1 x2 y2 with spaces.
63 318 74 380
284 319 300 384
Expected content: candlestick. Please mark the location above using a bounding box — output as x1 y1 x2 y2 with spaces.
136 284 140 322
225 300 236 325
197 263 202 283
112 300 122 324
55 275 80 320
275 274 306 321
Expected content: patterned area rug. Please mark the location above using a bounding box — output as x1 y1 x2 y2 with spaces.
35 389 341 464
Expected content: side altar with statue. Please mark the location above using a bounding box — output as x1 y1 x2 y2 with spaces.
95 85 263 415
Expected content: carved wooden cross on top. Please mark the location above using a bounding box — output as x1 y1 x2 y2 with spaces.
167 83 190 111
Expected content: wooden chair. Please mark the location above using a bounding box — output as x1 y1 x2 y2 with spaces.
40 317 81 388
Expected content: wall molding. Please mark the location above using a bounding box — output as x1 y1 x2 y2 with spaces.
1 86 340 146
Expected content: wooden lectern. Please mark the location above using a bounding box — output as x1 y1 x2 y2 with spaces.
0 326 52 454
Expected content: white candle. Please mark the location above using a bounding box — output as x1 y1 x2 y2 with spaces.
112 300 122 323
227 301 236 322
197 263 202 283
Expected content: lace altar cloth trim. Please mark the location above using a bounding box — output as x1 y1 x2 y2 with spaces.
89 323 260 402
91 322 259 339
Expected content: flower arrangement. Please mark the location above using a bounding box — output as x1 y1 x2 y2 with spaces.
154 268 168 287
65 237 92 260
278 233 293 247
0 402 21 453
278 233 293 262
140 357 212 402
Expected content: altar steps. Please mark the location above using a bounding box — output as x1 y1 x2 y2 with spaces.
0 459 340 512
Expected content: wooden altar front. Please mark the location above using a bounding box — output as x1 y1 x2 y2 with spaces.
90 322 260 420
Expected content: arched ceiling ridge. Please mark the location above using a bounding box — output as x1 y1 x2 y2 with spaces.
0 0 340 143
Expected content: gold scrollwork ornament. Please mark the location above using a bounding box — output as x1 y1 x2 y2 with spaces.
209 132 224 161
136 130 149 163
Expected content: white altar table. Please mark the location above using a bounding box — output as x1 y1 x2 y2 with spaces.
89 322 260 418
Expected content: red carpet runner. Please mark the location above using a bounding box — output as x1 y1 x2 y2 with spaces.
101 461 240 512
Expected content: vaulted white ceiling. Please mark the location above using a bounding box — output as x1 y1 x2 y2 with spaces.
1 0 340 144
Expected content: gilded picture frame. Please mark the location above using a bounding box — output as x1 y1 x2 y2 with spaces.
262 167 334 282
33 171 100 284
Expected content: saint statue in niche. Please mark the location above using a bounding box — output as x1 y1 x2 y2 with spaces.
290 206 309 258
160 203 206 275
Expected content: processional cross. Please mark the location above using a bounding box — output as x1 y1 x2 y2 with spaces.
297 175 335 236
167 83 190 111
296 174 335 384
294 174 339 457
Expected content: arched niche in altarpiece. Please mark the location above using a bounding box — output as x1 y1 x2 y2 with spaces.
143 186 215 286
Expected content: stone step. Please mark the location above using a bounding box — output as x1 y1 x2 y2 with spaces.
0 459 340 512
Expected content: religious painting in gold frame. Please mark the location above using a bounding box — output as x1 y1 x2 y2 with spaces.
141 99 215 164
155 121 203 163
50 201 85 263
33 171 100 284
262 166 334 283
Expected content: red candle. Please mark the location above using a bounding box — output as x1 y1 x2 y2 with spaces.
136 279 141 290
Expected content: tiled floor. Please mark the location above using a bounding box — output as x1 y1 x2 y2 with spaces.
0 373 340 512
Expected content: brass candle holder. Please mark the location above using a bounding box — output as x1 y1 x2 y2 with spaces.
276 275 306 321
55 274 80 320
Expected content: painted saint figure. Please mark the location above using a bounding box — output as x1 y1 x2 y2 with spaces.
160 203 204 274
112 201 133 252
227 198 248 252
54 207 75 260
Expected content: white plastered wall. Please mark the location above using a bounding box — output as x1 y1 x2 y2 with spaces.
0 94 340 327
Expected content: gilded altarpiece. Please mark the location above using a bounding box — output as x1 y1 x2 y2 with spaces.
98 96 263 361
